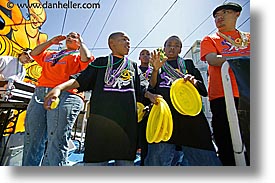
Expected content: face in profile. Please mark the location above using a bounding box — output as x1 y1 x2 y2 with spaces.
19 52 34 65
110 33 130 56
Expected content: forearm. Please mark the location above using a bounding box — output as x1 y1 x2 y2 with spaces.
31 40 53 56
144 90 162 104
79 42 92 62
55 79 80 91
149 70 158 88
205 53 226 66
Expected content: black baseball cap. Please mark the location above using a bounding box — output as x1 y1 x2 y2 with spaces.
213 2 242 17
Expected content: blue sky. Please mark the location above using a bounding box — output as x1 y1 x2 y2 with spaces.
16 0 250 64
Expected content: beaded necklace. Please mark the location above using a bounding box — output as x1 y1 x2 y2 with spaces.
145 66 152 79
139 66 152 80
217 30 249 49
47 49 79 66
161 56 187 81
89 56 124 68
104 54 129 86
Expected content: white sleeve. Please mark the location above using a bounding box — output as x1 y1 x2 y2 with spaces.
0 57 7 73
18 68 26 81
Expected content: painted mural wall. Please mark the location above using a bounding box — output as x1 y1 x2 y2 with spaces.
0 0 48 84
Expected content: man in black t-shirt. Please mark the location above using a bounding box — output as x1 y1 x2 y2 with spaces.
43 32 160 166
145 35 222 166
137 49 153 165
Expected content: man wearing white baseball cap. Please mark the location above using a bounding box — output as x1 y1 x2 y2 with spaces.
0 49 34 81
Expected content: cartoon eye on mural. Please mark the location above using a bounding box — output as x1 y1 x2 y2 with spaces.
0 0 48 84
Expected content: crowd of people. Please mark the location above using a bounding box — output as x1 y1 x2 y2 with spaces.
0 2 250 166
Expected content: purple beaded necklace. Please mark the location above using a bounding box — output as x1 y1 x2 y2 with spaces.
161 56 187 81
104 54 129 86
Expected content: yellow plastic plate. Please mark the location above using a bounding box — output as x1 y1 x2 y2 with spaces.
159 98 173 141
170 78 202 116
137 102 145 123
146 98 164 143
146 98 173 143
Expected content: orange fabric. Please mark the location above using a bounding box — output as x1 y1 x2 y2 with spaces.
32 50 94 94
200 31 250 101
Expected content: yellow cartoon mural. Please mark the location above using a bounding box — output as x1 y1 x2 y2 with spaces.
0 0 48 83
1 0 48 134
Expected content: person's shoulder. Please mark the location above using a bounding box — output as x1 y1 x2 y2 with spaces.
0 56 16 62
94 56 108 63
89 55 108 67
96 56 108 60
240 31 250 37
43 49 57 54
202 32 219 40
128 59 137 65
0 55 15 59
184 58 193 62
183 58 195 68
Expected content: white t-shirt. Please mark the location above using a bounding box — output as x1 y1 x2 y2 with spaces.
0 56 26 81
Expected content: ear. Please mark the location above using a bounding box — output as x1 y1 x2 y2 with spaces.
236 11 241 18
108 39 114 49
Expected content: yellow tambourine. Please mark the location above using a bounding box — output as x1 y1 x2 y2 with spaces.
146 99 164 143
146 98 173 143
137 102 145 123
158 98 173 142
170 78 202 116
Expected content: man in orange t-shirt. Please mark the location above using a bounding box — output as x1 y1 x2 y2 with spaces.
22 32 94 166
200 2 250 166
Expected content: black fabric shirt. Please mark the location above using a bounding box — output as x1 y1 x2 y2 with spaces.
152 58 215 151
71 55 148 162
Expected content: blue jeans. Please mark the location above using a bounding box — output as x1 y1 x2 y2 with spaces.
144 143 181 166
145 143 222 166
84 160 134 166
22 87 83 166
181 146 222 166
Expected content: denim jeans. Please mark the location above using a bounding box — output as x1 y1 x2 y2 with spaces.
144 143 181 166
181 146 222 166
84 160 134 166
22 87 83 166
145 143 222 166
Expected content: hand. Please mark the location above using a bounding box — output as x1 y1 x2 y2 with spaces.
0 74 5 81
183 74 198 86
145 91 163 104
149 50 168 72
77 33 84 44
50 35 66 45
43 87 61 110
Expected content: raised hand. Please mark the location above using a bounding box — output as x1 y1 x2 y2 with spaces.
50 35 66 45
77 33 84 43
149 50 168 72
